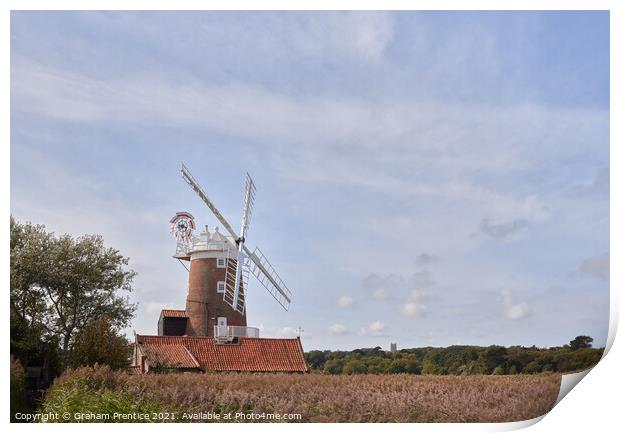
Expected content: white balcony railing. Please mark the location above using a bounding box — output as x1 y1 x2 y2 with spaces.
213 325 259 340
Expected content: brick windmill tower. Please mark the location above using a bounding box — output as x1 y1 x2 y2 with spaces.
159 165 291 340
167 222 247 337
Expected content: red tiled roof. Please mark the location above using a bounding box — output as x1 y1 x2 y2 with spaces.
141 343 200 369
160 309 189 318
137 335 307 373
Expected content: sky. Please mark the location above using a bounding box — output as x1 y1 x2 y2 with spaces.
10 11 610 350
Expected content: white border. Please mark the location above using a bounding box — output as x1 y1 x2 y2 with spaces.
3 2 617 432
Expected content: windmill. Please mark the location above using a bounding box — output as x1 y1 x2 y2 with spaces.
180 163 292 315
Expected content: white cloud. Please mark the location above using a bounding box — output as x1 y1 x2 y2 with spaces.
502 289 530 320
327 323 348 335
336 295 353 308
287 12 394 63
505 303 529 320
144 302 168 315
276 326 299 338
337 12 394 62
360 320 386 336
401 302 427 317
401 290 430 317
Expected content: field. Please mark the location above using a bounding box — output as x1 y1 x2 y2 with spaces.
39 366 562 423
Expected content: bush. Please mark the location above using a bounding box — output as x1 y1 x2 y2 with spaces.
10 356 28 420
40 365 168 423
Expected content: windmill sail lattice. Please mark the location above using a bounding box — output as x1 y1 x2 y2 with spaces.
230 173 256 311
247 247 291 311
223 254 249 314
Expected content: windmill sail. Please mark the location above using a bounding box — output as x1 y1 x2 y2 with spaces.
231 173 256 310
223 253 248 314
239 173 256 239
180 164 238 239
244 246 291 311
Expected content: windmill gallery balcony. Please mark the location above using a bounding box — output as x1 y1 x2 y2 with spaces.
214 325 260 341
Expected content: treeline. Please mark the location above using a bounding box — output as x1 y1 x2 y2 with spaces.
305 336 603 375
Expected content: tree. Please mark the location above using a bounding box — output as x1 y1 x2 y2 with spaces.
387 359 408 374
305 350 327 370
569 336 593 351
10 217 137 369
10 217 62 380
323 359 344 374
492 365 505 375
404 357 422 374
342 359 367 374
422 359 447 375
70 317 132 370
480 345 507 374
523 360 543 374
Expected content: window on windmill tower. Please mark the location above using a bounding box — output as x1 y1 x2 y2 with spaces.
216 258 226 268
217 281 226 293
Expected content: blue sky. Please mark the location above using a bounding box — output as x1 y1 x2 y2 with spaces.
10 11 609 350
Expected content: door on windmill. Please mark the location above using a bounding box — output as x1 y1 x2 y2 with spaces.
216 317 228 338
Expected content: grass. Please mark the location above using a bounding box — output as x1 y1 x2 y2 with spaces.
40 365 561 423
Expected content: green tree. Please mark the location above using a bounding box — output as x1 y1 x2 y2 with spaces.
422 360 447 375
480 345 507 374
10 217 137 369
388 359 408 374
305 350 327 370
404 357 422 374
323 359 344 374
569 336 593 351
70 317 132 370
523 360 543 374
492 365 505 375
342 359 367 374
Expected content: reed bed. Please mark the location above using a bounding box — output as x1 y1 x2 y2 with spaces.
42 366 561 423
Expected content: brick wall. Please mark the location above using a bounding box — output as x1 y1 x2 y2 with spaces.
186 257 247 336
